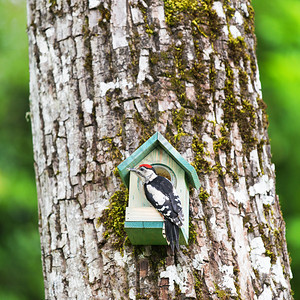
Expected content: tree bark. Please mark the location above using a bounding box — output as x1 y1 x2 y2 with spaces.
27 0 293 299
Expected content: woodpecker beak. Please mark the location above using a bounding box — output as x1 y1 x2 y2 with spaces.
127 168 142 178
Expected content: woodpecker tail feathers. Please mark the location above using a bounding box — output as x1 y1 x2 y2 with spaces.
163 219 180 253
170 210 184 227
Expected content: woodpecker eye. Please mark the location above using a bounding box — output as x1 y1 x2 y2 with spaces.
140 167 145 171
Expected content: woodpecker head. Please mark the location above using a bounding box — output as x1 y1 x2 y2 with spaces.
128 164 157 183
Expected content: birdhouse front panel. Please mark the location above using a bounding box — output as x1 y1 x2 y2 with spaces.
125 146 189 245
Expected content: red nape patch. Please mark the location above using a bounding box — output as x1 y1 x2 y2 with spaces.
139 164 153 169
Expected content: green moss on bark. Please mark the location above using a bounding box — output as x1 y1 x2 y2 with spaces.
223 62 259 155
191 136 211 174
163 0 222 41
199 187 210 204
98 184 129 253
137 1 156 35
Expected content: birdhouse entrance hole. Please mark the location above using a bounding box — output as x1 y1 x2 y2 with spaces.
152 164 176 187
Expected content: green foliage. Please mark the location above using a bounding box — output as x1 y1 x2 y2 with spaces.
0 172 44 299
0 1 43 299
253 0 300 296
0 1 31 171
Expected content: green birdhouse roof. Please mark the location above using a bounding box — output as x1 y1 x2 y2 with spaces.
117 132 201 190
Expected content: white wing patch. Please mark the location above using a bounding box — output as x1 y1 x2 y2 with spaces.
158 206 171 217
146 184 168 206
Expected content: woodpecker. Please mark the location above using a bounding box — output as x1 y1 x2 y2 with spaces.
128 164 184 252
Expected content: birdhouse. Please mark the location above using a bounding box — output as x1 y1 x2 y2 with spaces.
117 132 200 246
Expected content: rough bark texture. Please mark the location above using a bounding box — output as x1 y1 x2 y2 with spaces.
27 0 293 299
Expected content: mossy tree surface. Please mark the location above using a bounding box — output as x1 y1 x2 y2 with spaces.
28 0 292 299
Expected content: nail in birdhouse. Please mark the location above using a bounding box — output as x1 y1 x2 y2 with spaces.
117 132 200 246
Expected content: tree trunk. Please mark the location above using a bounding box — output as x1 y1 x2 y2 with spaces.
27 0 293 299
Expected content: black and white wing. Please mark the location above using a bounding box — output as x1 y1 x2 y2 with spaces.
144 176 184 227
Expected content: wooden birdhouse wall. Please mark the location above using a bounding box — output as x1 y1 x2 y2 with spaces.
125 146 189 245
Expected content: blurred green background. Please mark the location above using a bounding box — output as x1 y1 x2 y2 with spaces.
0 0 44 299
0 0 299 299
253 0 300 297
